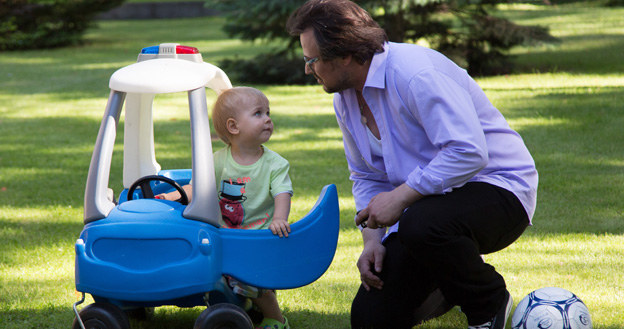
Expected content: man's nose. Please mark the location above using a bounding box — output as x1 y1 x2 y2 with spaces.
304 64 313 75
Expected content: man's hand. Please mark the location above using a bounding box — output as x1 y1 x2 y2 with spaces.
269 219 291 238
357 237 386 291
355 183 422 229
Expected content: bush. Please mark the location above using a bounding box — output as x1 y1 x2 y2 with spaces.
435 12 560 76
605 0 624 6
363 1 560 76
218 50 316 85
0 0 125 51
205 0 311 84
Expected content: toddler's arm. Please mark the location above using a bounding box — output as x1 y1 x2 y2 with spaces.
269 193 291 238
156 184 193 202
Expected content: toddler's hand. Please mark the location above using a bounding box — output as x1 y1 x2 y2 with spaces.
269 220 290 238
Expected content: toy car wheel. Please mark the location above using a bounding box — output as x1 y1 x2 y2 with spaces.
125 307 154 321
245 305 263 325
73 302 130 329
194 303 253 329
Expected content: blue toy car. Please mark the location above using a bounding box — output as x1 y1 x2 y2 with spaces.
73 43 339 329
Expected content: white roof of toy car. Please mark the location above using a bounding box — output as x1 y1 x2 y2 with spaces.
109 58 231 94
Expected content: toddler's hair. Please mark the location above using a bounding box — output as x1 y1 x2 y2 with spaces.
212 86 268 145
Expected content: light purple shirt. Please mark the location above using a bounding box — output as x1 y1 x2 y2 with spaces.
334 43 538 235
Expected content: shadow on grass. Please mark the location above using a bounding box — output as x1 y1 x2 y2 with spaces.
501 87 624 235
2 304 622 329
0 219 83 256
0 305 348 329
1 307 76 329
0 303 458 329
512 33 624 75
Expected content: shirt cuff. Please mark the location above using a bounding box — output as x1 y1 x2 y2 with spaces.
406 168 445 195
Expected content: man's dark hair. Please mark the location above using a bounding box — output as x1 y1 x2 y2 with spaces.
286 0 388 65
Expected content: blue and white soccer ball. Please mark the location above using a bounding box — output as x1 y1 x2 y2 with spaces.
511 287 592 329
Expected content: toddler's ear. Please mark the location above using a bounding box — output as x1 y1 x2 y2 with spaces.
226 118 239 135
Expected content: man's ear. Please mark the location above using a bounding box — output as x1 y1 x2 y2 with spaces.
226 118 239 135
341 54 353 67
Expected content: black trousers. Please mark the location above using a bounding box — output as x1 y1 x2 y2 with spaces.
351 182 529 328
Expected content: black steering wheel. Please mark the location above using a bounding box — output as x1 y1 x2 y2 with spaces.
127 175 189 205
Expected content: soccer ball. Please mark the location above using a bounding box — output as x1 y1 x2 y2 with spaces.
511 287 592 329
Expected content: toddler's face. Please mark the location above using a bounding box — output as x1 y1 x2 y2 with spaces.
233 94 273 145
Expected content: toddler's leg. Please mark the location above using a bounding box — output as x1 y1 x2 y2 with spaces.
254 290 284 324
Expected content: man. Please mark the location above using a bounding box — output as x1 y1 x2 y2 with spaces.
287 0 538 328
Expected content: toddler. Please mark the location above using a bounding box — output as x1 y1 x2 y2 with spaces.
158 87 292 329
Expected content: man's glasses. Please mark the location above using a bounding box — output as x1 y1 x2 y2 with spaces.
304 56 319 67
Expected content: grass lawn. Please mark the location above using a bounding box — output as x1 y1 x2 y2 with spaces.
1 2 623 328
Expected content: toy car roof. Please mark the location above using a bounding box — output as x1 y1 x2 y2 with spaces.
109 58 231 94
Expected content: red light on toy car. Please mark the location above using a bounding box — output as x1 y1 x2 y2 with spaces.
176 45 199 54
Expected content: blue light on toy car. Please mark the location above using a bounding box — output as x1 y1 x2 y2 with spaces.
140 46 160 54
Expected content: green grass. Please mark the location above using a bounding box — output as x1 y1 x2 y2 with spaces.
1 3 624 328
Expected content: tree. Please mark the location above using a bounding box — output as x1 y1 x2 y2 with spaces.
360 0 559 75
0 0 125 51
205 0 311 84
448 10 559 75
206 0 559 81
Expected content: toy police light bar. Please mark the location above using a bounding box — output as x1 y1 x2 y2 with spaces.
138 43 202 63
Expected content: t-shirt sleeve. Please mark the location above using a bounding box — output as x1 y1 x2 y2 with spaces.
270 156 293 197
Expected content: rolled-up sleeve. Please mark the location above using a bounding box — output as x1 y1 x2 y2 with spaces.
404 69 488 195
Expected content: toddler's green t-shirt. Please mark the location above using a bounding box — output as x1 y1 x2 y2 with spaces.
214 146 293 230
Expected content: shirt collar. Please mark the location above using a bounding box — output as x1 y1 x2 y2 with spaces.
364 42 389 90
